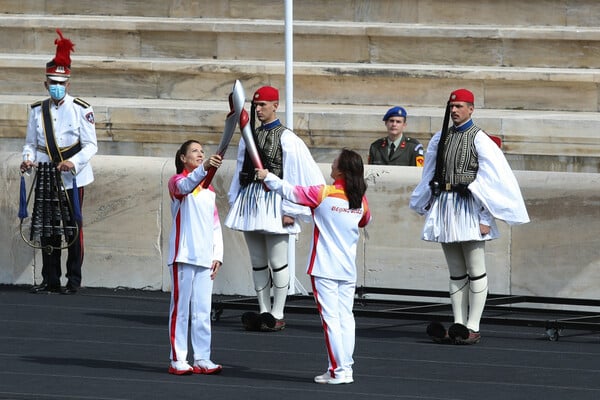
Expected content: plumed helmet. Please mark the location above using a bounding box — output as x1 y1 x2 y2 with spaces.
46 29 75 82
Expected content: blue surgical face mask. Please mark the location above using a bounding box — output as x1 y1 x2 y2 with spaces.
48 84 66 100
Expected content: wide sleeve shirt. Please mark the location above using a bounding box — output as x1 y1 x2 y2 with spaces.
410 125 529 226
227 124 325 233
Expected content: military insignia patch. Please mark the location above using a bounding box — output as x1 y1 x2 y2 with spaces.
85 112 95 124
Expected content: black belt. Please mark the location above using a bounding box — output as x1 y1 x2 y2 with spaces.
431 181 471 197
441 183 466 192
37 141 82 160
441 182 471 197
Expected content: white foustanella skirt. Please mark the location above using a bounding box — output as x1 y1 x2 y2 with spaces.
422 192 498 243
225 181 299 234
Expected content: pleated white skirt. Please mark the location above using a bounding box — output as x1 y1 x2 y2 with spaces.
422 192 498 243
225 181 299 234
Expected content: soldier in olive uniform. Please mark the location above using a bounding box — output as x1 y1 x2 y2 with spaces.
368 106 424 167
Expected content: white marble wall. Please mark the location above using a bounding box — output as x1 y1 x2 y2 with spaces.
1 152 599 300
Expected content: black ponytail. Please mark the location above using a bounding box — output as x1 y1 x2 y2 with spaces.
337 148 367 209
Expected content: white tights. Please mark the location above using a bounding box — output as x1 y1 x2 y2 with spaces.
441 241 488 332
244 232 290 319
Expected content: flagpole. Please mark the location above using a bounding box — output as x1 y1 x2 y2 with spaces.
284 0 306 296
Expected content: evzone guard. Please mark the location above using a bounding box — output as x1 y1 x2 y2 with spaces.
226 85 325 331
410 89 529 344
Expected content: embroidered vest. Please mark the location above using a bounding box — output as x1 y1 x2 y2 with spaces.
441 124 480 185
239 124 285 186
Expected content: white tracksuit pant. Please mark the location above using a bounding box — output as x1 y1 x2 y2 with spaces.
169 262 213 363
311 275 355 379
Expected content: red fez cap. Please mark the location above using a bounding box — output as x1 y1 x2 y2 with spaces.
46 29 74 82
253 86 279 102
449 88 474 104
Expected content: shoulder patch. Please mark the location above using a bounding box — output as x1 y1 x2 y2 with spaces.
416 155 425 167
74 98 91 108
30 101 42 109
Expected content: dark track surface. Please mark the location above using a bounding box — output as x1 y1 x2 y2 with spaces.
1 285 599 400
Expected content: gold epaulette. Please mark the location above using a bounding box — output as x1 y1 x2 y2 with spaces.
74 98 91 108
30 100 42 109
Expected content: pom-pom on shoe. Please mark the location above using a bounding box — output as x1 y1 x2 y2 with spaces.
259 312 286 332
241 311 262 331
448 323 478 344
455 329 481 345
426 321 450 344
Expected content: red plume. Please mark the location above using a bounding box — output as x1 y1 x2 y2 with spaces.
53 29 75 67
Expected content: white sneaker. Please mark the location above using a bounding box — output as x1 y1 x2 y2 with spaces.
193 359 222 374
314 372 334 384
345 370 354 384
314 371 353 384
168 360 193 375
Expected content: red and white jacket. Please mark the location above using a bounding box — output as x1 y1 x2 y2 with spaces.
264 175 371 282
168 166 223 268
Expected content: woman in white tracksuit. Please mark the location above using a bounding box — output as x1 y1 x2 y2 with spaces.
257 149 371 385
167 140 224 376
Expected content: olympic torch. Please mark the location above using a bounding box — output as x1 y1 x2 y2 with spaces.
200 80 244 188
238 98 271 191
238 107 264 171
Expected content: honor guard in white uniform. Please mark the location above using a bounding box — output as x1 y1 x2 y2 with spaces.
21 29 97 295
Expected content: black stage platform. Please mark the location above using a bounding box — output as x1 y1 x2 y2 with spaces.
1 285 599 400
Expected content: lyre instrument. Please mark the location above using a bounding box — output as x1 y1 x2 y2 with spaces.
19 162 80 254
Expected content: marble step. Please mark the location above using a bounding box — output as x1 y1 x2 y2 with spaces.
2 95 599 166
2 55 600 112
2 15 600 68
4 0 600 26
